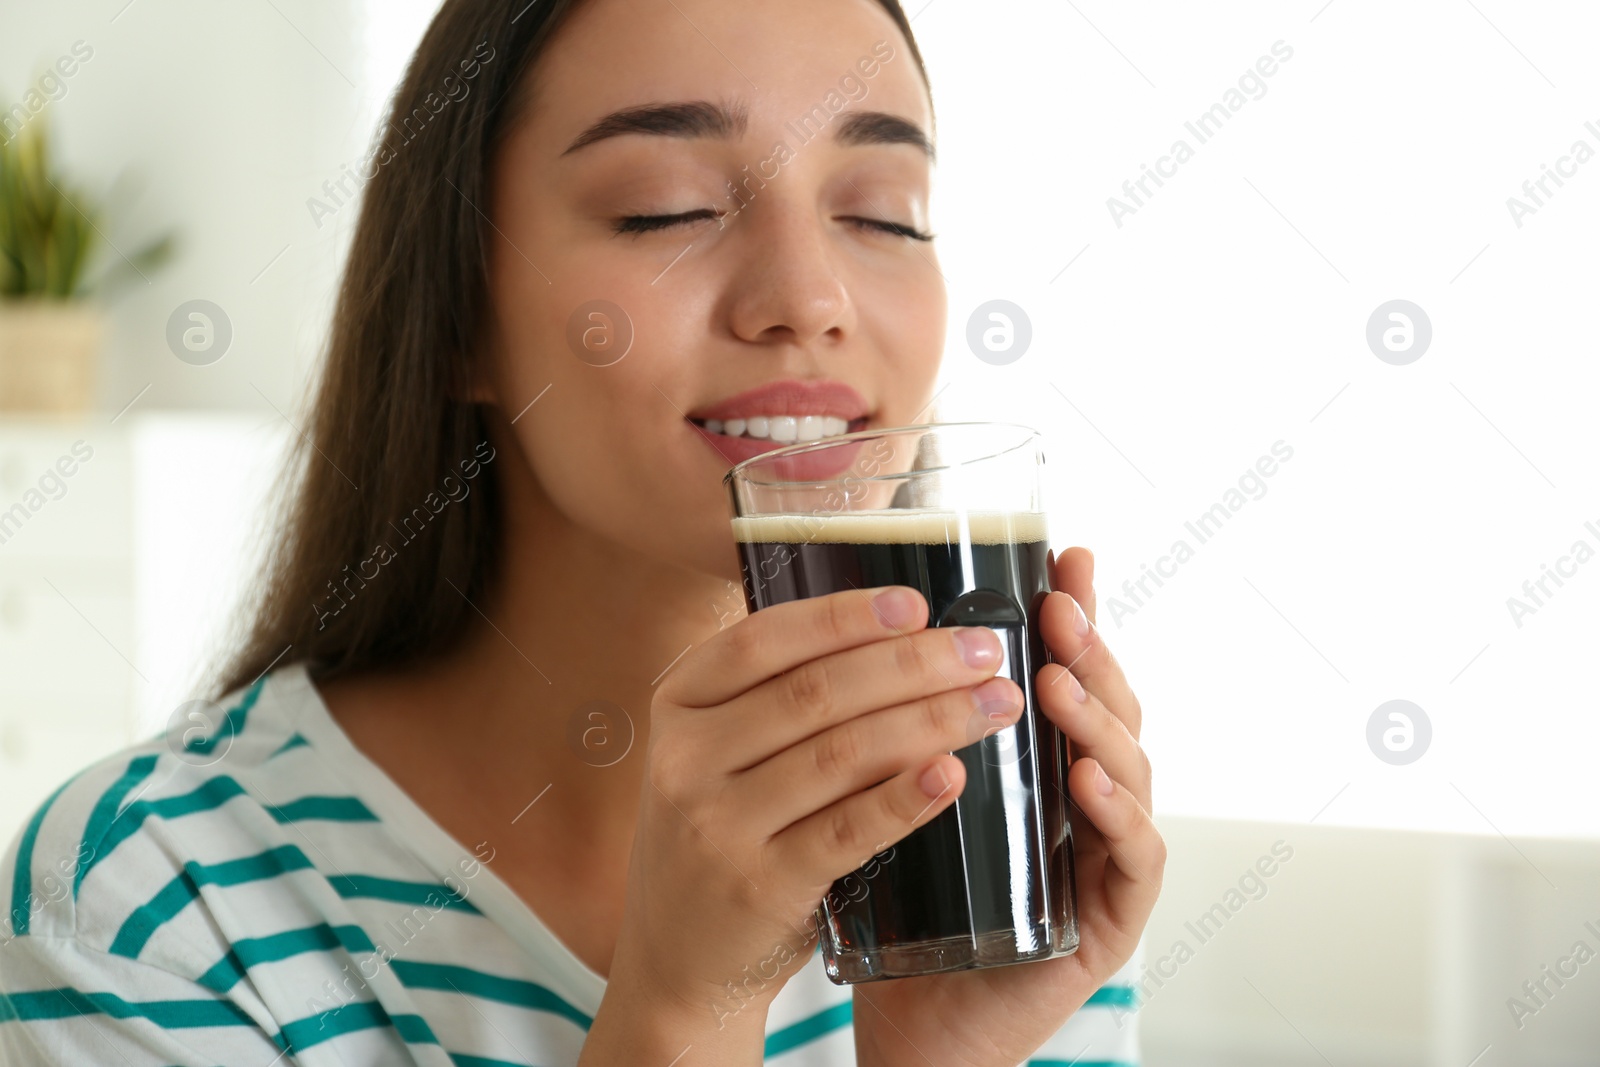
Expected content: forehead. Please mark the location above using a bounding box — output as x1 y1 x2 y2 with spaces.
525 0 931 149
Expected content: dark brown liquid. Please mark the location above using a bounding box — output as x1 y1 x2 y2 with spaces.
734 512 1075 980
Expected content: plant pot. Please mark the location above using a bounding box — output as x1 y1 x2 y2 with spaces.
0 299 104 414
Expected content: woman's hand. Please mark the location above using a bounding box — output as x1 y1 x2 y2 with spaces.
587 584 1019 1064
852 546 1165 1067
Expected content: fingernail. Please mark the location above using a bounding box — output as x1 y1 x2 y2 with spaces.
873 587 921 629
919 760 951 799
954 627 1001 668
1094 763 1113 796
1069 672 1087 704
1072 598 1089 638
971 677 1020 713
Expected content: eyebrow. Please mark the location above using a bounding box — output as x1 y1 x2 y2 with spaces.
560 99 934 162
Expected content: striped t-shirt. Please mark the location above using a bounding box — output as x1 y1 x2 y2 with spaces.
1 664 1141 1065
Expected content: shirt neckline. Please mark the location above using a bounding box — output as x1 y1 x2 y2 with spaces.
270 662 611 1014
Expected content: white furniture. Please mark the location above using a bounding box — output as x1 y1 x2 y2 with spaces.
0 417 136 827
0 412 292 836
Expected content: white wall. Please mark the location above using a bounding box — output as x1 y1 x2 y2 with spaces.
912 1 1600 840
0 0 369 414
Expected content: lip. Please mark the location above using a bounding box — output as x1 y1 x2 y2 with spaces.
686 378 872 475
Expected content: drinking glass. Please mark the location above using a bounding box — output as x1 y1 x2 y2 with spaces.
724 422 1079 984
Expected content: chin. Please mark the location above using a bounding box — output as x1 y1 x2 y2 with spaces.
680 524 746 587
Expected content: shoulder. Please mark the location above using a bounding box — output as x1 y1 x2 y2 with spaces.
1 668 328 961
0 671 334 1061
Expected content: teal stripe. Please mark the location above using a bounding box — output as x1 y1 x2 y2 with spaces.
334 875 480 914
267 733 310 759
450 1055 534 1067
392 1012 437 1044
83 774 375 882
268 796 377 823
77 672 269 881
765 1000 852 1057
8 777 77 937
275 1000 438 1054
389 960 591 1032
109 845 316 959
0 986 254 1029
1084 984 1137 1009
73 755 160 897
197 923 376 994
84 777 249 879
746 985 1130 1060
185 675 267 758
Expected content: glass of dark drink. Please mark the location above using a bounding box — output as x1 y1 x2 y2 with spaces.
723 422 1078 985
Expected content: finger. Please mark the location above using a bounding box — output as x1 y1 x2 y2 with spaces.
743 676 1025 833
1051 546 1096 626
772 752 967 891
716 622 1006 769
665 585 930 708
1036 663 1151 812
1066 757 1165 929
1038 589 1141 739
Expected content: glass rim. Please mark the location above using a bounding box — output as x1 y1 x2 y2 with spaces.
722 420 1042 489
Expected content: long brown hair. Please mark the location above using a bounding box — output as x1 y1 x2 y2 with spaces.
217 0 931 695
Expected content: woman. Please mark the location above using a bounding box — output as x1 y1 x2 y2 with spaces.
0 0 1164 1063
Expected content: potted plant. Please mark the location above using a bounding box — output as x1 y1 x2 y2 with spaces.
0 108 174 413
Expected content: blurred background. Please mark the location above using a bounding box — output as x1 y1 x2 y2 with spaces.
3 1 1597 1063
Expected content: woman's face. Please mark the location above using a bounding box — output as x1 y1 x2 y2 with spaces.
485 0 944 583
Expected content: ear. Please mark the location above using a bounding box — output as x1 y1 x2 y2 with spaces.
460 356 497 404
460 367 496 404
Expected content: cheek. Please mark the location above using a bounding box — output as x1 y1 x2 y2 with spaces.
497 262 736 576
861 267 946 422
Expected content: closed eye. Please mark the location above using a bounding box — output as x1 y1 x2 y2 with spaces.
841 216 934 242
613 209 724 236
612 209 933 242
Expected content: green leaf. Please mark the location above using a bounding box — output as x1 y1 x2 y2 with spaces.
0 107 174 300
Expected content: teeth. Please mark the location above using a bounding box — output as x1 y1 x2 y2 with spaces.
698 415 855 441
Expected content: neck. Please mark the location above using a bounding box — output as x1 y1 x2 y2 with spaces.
367 425 741 849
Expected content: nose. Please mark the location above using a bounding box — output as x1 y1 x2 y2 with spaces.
724 200 855 349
